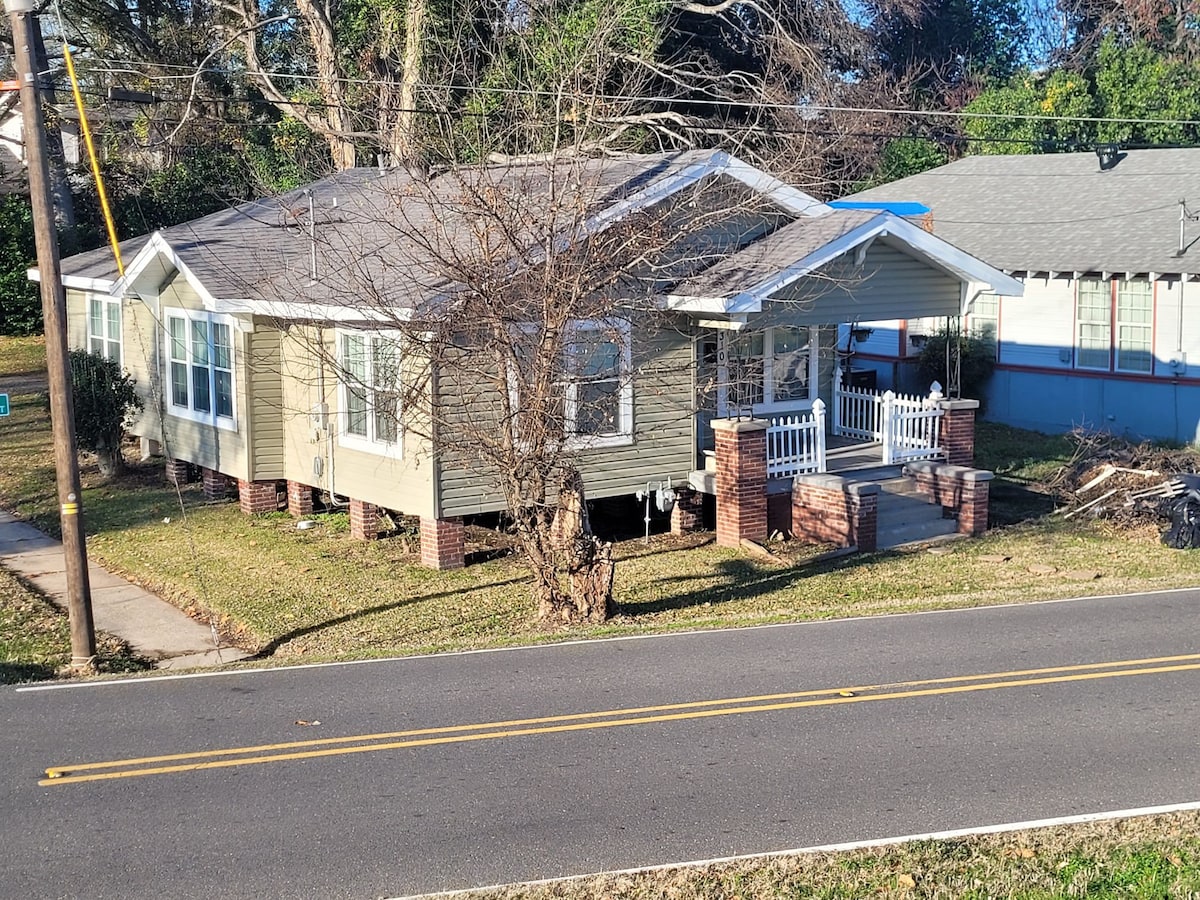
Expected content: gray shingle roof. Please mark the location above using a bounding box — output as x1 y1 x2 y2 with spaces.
60 150 734 310
675 208 879 297
846 148 1200 276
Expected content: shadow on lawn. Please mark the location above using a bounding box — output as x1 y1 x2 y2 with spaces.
248 573 531 659
617 548 877 617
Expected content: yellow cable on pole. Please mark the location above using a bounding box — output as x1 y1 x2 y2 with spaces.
61 41 123 277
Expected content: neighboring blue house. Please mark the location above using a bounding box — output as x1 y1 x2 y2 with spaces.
843 148 1200 444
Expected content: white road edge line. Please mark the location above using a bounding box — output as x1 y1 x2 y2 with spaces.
388 800 1200 900
14 585 1200 693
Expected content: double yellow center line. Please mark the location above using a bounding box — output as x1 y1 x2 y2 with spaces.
39 652 1200 787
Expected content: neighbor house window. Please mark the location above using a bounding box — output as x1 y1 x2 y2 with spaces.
562 321 633 443
1076 278 1111 370
338 331 402 456
1076 278 1155 373
970 294 999 349
165 310 235 426
718 326 814 414
1115 280 1153 373
88 296 121 362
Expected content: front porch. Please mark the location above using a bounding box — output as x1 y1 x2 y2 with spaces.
683 384 993 552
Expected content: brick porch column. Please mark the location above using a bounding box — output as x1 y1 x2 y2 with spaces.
670 486 704 535
164 457 191 485
939 398 980 467
350 499 379 541
420 516 465 569
238 479 280 514
957 470 993 536
287 481 314 517
713 418 769 548
201 467 230 502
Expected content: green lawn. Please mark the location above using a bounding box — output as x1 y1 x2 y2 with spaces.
0 334 46 377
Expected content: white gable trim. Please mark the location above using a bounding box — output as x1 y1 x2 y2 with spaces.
109 231 221 309
666 213 1024 316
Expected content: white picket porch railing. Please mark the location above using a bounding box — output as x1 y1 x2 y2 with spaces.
766 400 827 478
832 368 945 465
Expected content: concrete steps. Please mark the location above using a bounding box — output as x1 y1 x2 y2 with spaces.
875 475 960 549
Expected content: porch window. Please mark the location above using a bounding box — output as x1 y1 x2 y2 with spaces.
88 296 121 363
1075 278 1111 370
718 326 814 414
165 309 235 427
338 331 402 456
1115 280 1153 373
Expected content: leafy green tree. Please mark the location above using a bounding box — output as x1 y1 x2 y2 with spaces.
962 68 1096 153
918 325 996 408
860 137 949 188
67 349 143 478
0 194 42 336
1093 37 1200 145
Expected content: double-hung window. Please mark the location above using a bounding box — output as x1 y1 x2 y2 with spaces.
1076 278 1155 373
1115 280 1153 373
338 331 402 456
562 322 633 444
165 310 235 426
970 293 1000 352
88 296 121 363
1076 278 1112 370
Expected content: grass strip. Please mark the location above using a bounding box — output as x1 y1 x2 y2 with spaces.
462 810 1200 899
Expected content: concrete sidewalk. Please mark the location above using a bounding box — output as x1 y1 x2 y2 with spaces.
0 508 251 669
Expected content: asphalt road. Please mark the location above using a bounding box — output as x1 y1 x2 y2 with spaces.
6 588 1200 899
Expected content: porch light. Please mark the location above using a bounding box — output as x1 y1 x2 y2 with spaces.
851 326 874 343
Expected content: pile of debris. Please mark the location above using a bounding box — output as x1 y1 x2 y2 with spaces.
1051 430 1200 544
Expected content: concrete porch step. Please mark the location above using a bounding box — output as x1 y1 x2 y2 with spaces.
876 491 946 530
877 515 961 549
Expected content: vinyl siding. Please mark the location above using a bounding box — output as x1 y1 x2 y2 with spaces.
247 327 285 480
436 320 696 517
770 240 963 323
277 326 436 518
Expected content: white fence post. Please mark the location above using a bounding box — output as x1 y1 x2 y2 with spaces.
881 390 896 465
832 367 844 437
812 398 827 473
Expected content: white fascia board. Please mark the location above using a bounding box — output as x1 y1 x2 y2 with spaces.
29 268 118 293
583 151 829 237
661 294 752 314
883 218 1024 297
721 157 830 218
214 298 415 325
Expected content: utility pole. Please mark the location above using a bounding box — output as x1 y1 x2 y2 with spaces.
6 0 95 669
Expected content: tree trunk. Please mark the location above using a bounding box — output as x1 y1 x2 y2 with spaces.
95 430 125 479
537 467 615 626
386 0 426 167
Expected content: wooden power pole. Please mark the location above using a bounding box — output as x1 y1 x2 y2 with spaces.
6 0 96 669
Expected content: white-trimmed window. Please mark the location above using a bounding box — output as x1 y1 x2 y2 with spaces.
970 294 999 346
1076 278 1155 373
718 326 815 415
1076 278 1111 370
562 321 633 445
165 309 235 427
88 296 121 363
338 331 402 456
1116 280 1153 373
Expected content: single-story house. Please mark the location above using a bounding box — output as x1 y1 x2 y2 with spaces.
46 149 1021 567
844 147 1200 445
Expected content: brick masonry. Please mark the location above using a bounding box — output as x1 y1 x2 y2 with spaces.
287 481 314 517
201 468 230 502
906 461 993 537
791 476 879 552
420 516 466 569
670 486 705 535
713 419 769 548
238 479 281 515
938 399 979 467
350 499 379 541
164 458 191 486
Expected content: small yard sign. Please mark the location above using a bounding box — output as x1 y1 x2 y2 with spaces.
0 393 8 416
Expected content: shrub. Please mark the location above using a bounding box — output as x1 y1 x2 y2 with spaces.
67 349 143 477
917 327 997 408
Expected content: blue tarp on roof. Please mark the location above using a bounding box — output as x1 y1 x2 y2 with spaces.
829 200 931 216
